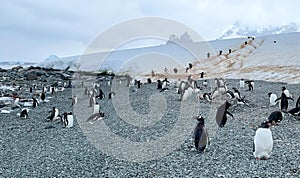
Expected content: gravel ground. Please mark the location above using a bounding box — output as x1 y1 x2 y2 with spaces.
1 78 300 177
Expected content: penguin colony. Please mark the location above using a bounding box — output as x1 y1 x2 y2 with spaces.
1 66 300 163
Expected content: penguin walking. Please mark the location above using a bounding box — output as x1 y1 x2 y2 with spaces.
253 120 273 160
268 93 278 106
193 116 209 153
275 92 294 112
268 111 283 125
215 101 233 127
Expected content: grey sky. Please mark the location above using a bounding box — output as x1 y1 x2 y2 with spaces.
0 0 299 62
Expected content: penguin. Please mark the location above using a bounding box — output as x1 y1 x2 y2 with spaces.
108 92 115 99
65 112 74 128
147 78 152 84
41 92 46 102
203 80 208 87
226 90 235 99
61 112 68 127
137 80 142 89
282 86 291 98
239 79 245 88
215 101 233 127
86 111 105 122
19 108 28 118
97 89 105 99
288 107 300 116
268 111 283 125
181 87 194 101
203 93 212 102
70 95 77 107
295 96 300 108
29 87 33 93
245 80 254 91
93 102 100 114
253 120 273 160
161 78 170 91
232 88 241 99
268 93 278 106
157 80 162 90
275 92 294 112
89 94 96 107
32 97 39 108
193 115 209 153
47 107 59 122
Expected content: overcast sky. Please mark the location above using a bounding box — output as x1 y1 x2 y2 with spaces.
1 0 299 62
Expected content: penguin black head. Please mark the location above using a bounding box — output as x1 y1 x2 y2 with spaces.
267 92 272 97
193 115 204 125
282 86 286 91
260 120 271 128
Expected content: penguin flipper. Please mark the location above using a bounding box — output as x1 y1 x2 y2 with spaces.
275 97 281 102
287 97 294 101
226 111 234 118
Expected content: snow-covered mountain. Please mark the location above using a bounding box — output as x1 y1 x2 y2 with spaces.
219 22 299 40
0 61 36 69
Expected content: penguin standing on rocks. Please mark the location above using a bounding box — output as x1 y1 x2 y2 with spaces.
160 78 170 92
65 112 74 128
245 80 254 91
32 97 39 108
215 101 233 127
47 107 59 122
268 111 283 125
157 80 162 90
97 89 105 99
275 92 294 112
253 120 273 160
193 115 209 153
19 108 29 118
89 94 96 107
41 92 46 102
268 93 278 106
239 79 245 88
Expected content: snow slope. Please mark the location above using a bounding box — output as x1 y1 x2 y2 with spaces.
35 32 300 84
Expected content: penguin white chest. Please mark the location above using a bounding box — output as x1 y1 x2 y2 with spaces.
253 128 273 159
269 94 278 106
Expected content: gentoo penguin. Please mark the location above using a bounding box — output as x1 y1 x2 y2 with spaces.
161 78 170 91
268 93 278 106
193 115 209 153
282 86 291 98
253 120 273 160
86 111 105 122
93 102 100 114
157 80 162 90
89 94 96 107
97 89 105 99
47 107 59 121
65 112 74 128
232 88 241 99
268 111 283 125
32 97 39 108
288 107 300 116
215 101 233 127
19 108 28 118
245 80 254 91
239 79 245 88
41 92 46 102
70 95 77 107
181 87 194 101
295 96 300 108
108 92 115 99
203 80 208 87
275 92 294 112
